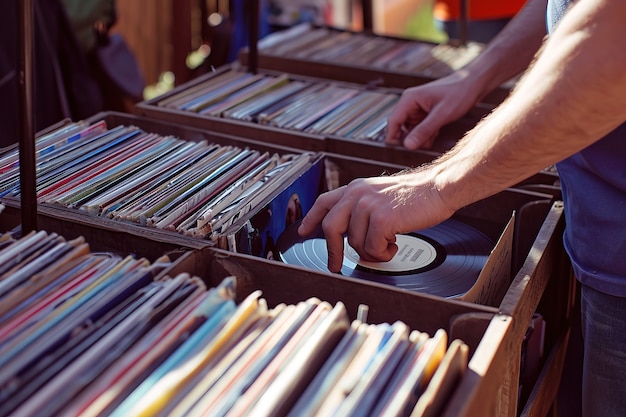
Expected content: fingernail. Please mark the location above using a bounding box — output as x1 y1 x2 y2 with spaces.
405 137 420 150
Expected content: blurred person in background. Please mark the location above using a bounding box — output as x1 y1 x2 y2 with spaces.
434 0 526 43
0 0 102 147
62 0 145 113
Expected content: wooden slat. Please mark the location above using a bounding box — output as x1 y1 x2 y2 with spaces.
444 315 513 417
521 328 571 417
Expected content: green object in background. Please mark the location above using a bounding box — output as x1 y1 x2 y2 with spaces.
404 2 448 44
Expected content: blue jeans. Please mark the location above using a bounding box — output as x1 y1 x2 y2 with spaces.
580 284 626 417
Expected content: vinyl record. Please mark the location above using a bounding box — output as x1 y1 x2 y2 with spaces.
277 219 493 298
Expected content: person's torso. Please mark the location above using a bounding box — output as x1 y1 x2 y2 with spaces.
549 0 626 296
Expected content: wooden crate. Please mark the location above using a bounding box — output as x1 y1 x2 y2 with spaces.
238 24 512 105
0 111 335 260
159 200 571 416
135 64 562 190
135 63 486 168
444 201 573 416
0 200 570 417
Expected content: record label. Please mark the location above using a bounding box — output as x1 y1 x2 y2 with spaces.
277 219 494 298
343 234 440 274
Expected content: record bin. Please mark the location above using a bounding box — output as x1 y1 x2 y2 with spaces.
0 108 561 306
0 226 496 416
161 199 573 416
0 111 331 261
0 110 405 261
237 23 513 106
135 63 485 168
0 203 569 416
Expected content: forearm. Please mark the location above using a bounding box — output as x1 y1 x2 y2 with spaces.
432 0 626 211
460 0 548 100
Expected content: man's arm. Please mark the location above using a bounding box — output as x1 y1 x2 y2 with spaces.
434 0 626 210
385 0 548 149
457 0 549 100
300 0 626 272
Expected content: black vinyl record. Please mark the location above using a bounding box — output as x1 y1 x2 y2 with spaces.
277 218 494 298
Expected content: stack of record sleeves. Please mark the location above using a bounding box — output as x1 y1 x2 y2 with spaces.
254 23 485 78
0 120 319 243
0 231 469 417
157 68 400 142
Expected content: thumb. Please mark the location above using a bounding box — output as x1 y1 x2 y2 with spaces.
403 118 440 150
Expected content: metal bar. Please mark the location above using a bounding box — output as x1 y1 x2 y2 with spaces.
18 0 37 232
172 0 193 84
459 0 469 44
361 0 373 33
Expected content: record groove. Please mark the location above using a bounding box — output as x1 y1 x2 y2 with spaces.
277 219 493 298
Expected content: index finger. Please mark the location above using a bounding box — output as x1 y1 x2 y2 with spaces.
299 187 352 273
384 111 404 145
298 187 345 237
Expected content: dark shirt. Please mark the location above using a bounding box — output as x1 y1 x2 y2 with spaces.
548 0 626 296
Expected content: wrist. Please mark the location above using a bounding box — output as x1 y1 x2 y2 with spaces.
431 165 462 214
458 62 504 103
430 143 484 214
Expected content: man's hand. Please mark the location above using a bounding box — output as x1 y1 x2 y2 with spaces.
385 71 484 150
298 172 454 273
